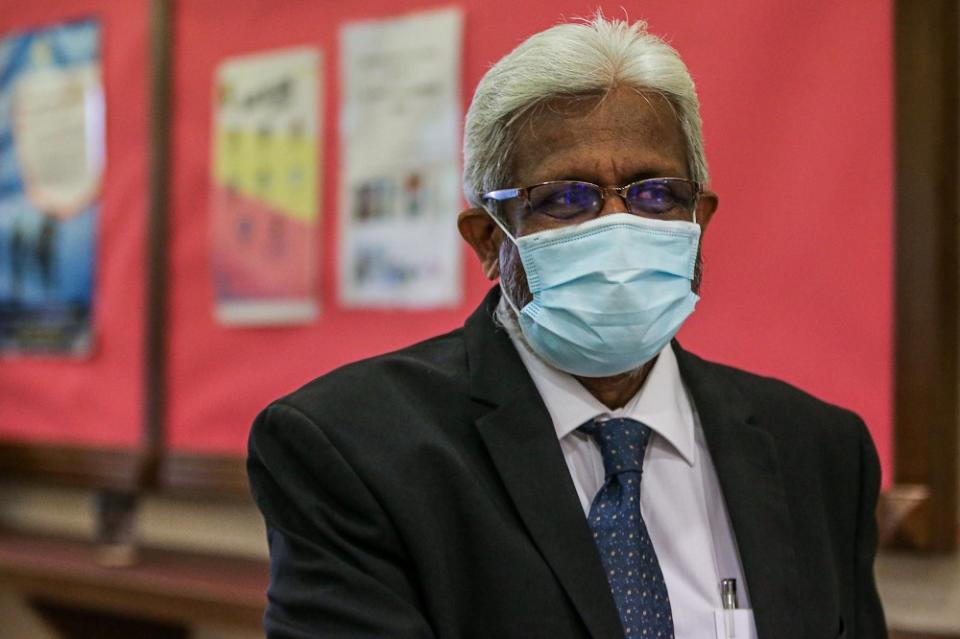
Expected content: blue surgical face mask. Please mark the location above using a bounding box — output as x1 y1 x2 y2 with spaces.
494 212 701 377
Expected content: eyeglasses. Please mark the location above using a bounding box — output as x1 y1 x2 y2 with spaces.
481 177 701 233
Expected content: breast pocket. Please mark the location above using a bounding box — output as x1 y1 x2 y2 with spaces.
713 609 757 638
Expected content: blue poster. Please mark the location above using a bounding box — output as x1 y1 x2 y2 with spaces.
0 18 102 356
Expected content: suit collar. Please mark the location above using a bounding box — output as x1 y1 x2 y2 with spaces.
465 287 625 639
509 328 697 466
673 342 804 639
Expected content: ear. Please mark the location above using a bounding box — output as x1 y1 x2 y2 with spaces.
458 207 503 280
696 191 719 234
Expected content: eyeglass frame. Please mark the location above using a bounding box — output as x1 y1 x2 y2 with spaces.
479 177 703 237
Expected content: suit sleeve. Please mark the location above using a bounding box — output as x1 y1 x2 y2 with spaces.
247 402 436 639
852 418 888 638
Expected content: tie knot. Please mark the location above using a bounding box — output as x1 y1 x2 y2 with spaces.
580 417 652 477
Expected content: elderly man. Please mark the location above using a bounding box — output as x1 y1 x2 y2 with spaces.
248 16 886 639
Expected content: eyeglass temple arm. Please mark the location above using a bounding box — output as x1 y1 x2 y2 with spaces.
479 189 523 242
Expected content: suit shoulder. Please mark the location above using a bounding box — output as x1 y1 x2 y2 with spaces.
686 350 864 427
682 351 874 484
271 327 469 420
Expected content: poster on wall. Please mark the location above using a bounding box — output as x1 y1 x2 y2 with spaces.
339 8 463 308
0 18 103 356
211 47 321 326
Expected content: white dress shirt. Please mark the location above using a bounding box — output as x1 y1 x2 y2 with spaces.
507 327 756 638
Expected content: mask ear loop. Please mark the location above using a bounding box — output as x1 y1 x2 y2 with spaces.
691 185 702 225
480 205 524 316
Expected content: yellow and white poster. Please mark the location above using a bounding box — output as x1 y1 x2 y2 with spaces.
210 47 321 325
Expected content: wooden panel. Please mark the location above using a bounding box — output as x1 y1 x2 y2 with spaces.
159 451 250 500
30 599 188 639
0 442 145 491
878 484 931 548
890 0 960 550
0 529 267 629
0 441 252 500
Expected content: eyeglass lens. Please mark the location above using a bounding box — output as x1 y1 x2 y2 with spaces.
528 179 696 221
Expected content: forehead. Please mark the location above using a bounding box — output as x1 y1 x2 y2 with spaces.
508 87 688 185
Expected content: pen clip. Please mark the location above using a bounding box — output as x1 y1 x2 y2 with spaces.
721 578 738 610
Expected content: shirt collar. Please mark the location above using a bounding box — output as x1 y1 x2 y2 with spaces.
508 332 697 466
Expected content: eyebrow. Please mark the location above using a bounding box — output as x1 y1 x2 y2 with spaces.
622 169 687 183
548 169 686 185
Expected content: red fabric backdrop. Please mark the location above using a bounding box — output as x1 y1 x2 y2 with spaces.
168 0 893 484
0 0 148 447
0 1 891 484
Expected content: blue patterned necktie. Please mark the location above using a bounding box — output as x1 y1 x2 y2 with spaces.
581 417 675 639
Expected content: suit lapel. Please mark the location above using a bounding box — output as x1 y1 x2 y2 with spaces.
465 289 624 639
674 344 804 639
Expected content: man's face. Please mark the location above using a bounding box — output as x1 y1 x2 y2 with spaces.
459 85 717 309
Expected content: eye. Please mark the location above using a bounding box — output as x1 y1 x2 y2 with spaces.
529 182 601 219
627 182 678 215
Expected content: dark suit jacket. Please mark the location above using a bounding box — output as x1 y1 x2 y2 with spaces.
248 287 887 639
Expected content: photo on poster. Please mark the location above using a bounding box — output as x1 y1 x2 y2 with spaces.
339 8 463 308
211 47 321 326
0 18 103 356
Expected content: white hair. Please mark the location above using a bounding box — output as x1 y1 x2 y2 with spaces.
463 15 708 207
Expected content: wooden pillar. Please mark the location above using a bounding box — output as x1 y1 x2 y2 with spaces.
883 0 960 551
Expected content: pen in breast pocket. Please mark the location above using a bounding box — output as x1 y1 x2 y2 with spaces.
721 578 738 638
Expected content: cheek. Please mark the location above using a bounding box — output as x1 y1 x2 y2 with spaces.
499 241 532 306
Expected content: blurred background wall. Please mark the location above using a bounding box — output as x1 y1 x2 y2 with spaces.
0 0 955 637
